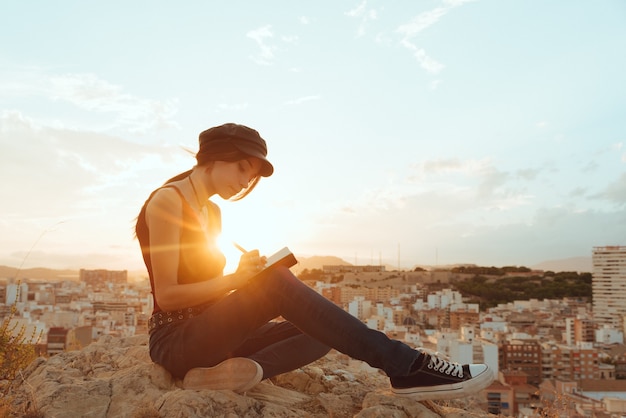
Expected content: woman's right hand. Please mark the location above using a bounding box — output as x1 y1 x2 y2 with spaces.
233 249 266 286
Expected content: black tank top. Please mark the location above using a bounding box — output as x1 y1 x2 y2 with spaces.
136 184 226 313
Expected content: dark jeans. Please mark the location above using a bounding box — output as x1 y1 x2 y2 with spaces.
149 266 418 380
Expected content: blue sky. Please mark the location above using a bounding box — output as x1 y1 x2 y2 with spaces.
1 1 625 272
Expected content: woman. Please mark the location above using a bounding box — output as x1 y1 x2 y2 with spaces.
136 122 494 400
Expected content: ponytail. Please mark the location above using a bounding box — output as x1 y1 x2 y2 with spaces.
163 169 193 185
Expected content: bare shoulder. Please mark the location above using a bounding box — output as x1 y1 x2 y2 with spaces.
146 186 182 217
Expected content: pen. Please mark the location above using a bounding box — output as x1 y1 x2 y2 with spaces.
233 242 248 254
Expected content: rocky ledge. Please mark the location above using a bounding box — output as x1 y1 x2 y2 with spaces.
7 334 493 417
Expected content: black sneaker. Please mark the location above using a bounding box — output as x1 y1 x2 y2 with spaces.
390 350 494 400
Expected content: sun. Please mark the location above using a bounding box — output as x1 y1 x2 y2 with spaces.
215 194 299 273
216 232 245 275
216 215 268 274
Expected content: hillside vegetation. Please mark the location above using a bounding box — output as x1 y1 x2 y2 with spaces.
452 269 592 308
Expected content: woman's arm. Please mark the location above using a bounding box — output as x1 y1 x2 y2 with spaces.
145 187 257 311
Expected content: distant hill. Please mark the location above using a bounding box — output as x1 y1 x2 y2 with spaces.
0 265 79 281
0 265 151 283
0 255 594 281
531 256 592 273
291 255 351 274
410 257 593 274
411 263 477 271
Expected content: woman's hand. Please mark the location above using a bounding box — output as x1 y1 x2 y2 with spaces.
233 249 267 286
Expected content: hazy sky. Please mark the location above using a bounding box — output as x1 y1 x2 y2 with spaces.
1 1 625 273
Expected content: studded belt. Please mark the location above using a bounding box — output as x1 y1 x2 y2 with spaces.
148 303 210 333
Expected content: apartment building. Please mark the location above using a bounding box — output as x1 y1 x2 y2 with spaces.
321 285 400 306
499 370 540 414
592 245 626 329
541 342 600 381
499 339 543 386
564 315 595 346
46 327 68 356
348 296 372 320
483 381 514 416
79 269 128 288
321 286 342 305
449 308 479 330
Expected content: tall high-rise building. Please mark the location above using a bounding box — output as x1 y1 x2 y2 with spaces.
592 246 626 329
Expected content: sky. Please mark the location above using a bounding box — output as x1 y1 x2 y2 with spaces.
1 1 625 274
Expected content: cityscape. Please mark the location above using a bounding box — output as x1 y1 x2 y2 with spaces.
2 2 624 417
1 245 626 417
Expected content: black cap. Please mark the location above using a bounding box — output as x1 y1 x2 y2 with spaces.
198 123 274 177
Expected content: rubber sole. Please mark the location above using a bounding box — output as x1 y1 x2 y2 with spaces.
182 357 263 393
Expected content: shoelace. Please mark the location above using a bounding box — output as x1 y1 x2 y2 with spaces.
427 355 464 378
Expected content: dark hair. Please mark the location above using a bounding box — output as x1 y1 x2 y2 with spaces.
163 145 260 201
134 132 261 240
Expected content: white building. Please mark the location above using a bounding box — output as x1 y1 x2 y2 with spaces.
431 330 459 359
374 303 394 322
596 325 624 344
480 313 507 333
592 246 626 329
450 339 473 364
482 341 499 378
426 288 463 309
404 331 422 346
366 316 384 331
348 296 372 320
5 282 28 305
2 317 46 344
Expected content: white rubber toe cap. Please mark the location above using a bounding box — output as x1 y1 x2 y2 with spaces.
468 363 489 378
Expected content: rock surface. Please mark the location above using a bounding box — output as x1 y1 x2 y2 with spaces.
8 334 493 417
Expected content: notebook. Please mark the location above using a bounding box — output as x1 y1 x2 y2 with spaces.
264 247 298 270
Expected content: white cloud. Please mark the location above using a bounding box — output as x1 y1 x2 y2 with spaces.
49 73 123 110
443 0 476 6
417 157 492 176
593 172 626 205
374 32 393 45
411 47 445 74
344 1 469 74
247 25 277 65
246 26 299 65
302 178 623 268
377 157 544 226
0 113 193 270
345 0 379 37
282 35 299 45
0 68 179 136
0 113 185 219
516 168 540 181
396 0 473 74
396 7 449 37
345 1 367 18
